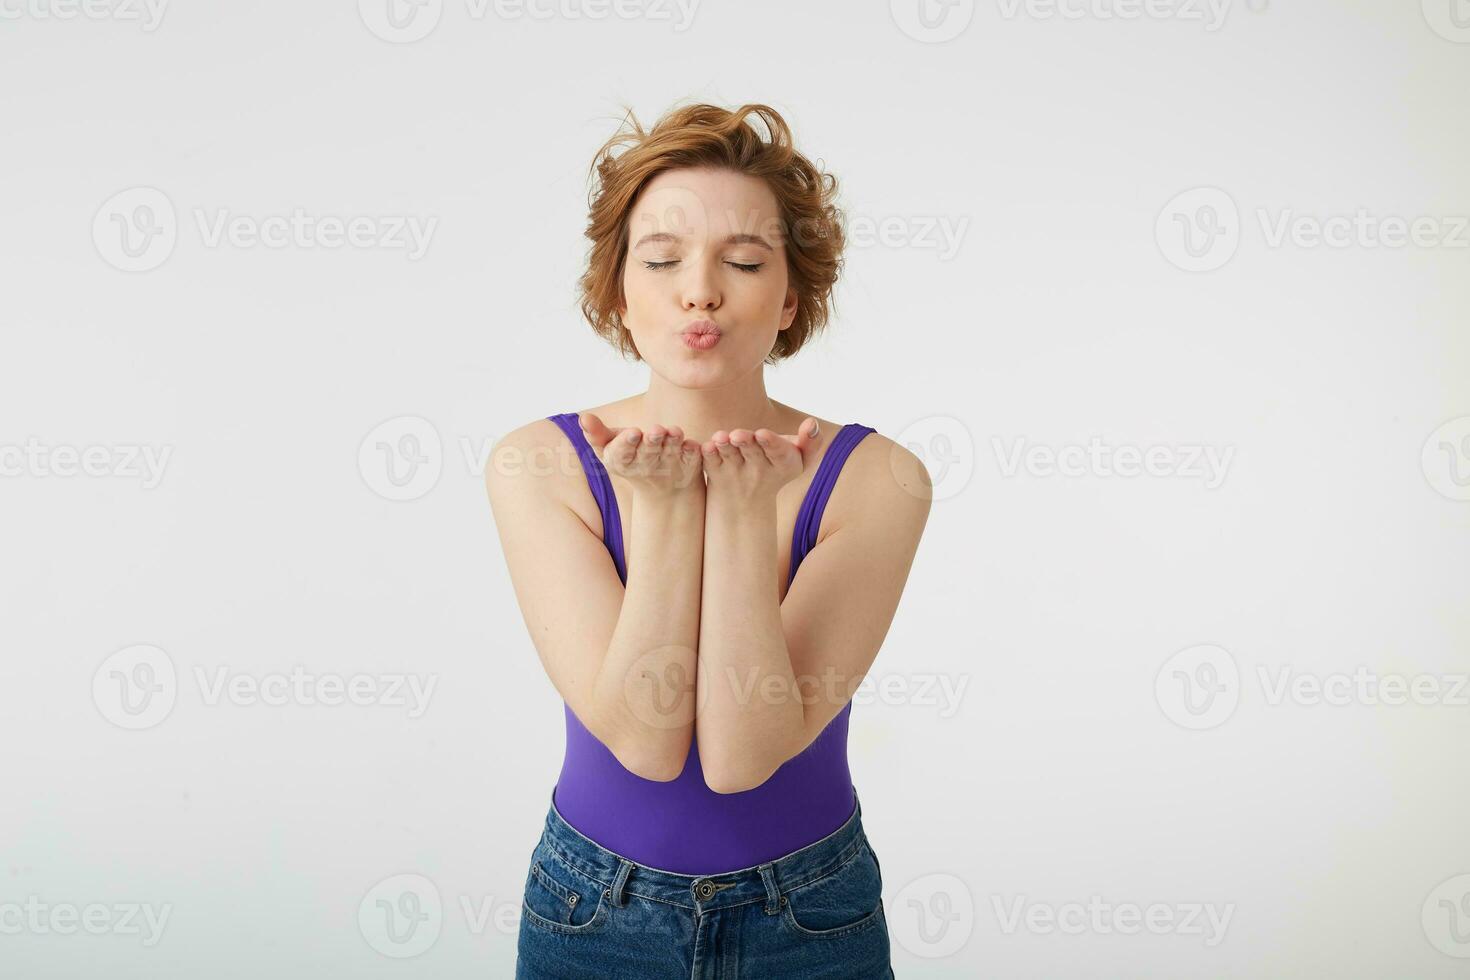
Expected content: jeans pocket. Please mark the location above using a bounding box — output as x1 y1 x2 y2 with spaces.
520 842 610 935
865 833 884 889
780 840 886 940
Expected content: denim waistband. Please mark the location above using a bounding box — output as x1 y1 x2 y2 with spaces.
538 785 868 915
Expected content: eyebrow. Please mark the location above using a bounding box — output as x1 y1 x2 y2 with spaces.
630 231 774 252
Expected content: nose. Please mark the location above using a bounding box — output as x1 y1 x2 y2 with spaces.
680 259 720 311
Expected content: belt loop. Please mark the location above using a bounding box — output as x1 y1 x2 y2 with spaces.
758 863 782 915
609 859 633 908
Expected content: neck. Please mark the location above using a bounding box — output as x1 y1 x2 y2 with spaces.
634 366 786 445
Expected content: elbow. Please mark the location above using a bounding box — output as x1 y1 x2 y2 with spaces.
607 734 690 784
701 756 779 795
700 726 803 794
623 753 686 783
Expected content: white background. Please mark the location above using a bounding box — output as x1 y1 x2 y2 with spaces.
3 0 1469 976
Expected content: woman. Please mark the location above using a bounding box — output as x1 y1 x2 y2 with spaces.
486 102 931 979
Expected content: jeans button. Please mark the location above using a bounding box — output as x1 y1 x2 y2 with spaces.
695 880 714 900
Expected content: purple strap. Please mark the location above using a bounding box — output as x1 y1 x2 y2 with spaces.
787 422 876 589
546 413 626 583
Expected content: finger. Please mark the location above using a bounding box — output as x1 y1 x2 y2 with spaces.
680 438 702 467
638 425 668 471
611 427 642 467
578 412 615 451
792 417 820 454
713 431 741 465
674 439 701 486
701 439 722 470
730 429 766 466
669 430 694 478
753 428 789 463
661 426 683 470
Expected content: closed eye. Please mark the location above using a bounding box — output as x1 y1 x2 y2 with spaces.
642 260 764 274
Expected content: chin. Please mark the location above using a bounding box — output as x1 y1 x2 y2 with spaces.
649 358 734 389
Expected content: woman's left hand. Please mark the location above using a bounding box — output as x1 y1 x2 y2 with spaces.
701 418 822 502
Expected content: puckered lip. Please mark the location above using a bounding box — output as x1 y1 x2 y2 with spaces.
681 319 721 336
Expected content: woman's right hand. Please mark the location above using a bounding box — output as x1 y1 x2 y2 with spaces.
578 412 705 496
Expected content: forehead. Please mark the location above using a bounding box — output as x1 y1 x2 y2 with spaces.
628 167 781 241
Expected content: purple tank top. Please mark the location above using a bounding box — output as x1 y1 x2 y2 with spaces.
544 413 877 875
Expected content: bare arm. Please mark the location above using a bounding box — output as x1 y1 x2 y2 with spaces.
695 425 931 793
485 416 706 782
696 489 797 793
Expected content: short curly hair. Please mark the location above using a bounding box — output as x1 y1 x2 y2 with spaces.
577 102 846 365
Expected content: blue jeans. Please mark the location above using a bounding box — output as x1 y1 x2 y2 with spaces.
515 786 895 979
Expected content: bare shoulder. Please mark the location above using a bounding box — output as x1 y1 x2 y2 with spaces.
484 416 579 505
824 428 933 538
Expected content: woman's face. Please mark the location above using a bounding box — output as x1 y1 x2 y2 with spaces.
619 166 797 386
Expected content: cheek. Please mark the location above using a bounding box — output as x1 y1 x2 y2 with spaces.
619 270 648 315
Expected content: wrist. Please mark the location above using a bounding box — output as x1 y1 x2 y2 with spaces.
632 481 707 507
704 486 777 519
